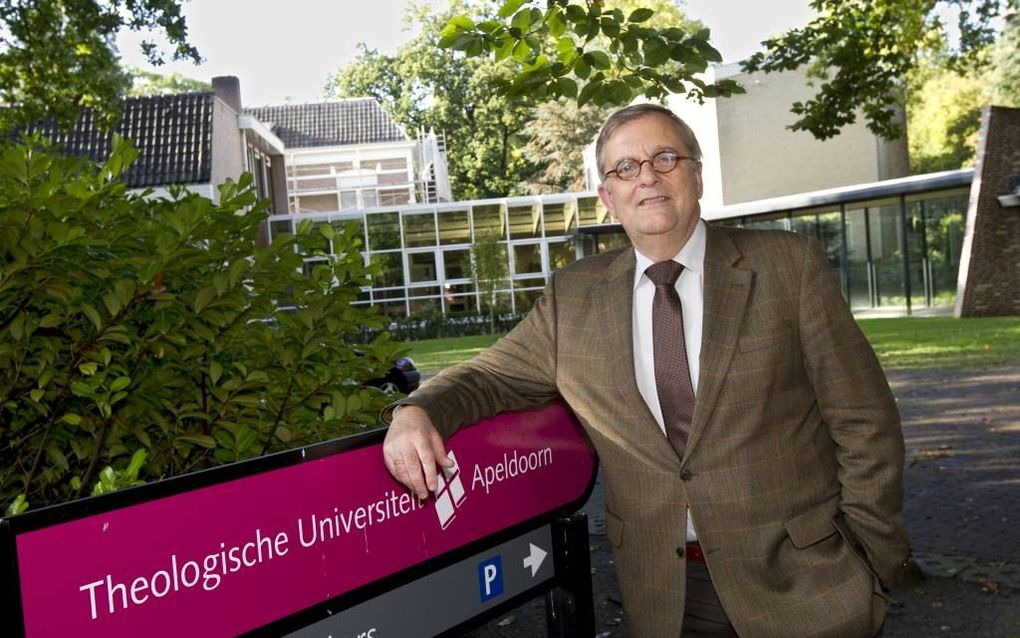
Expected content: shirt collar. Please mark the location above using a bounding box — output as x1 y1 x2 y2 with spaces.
633 219 707 291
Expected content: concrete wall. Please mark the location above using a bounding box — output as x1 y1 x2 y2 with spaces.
669 64 909 207
955 106 1020 317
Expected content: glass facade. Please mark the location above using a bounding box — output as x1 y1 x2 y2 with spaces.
717 190 969 313
269 195 603 318
268 183 969 318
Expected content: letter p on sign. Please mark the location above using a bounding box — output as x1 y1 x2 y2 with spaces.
478 556 503 602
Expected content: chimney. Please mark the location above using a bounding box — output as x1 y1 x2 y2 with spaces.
212 76 242 112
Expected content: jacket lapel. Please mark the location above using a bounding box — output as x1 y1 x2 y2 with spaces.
591 248 678 466
685 224 752 460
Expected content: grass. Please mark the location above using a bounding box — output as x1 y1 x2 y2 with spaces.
405 317 1020 373
405 334 503 374
858 316 1020 369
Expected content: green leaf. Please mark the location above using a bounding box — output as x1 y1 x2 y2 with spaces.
79 362 98 376
577 80 600 106
585 51 611 69
46 444 70 471
511 7 535 31
628 8 654 23
600 16 620 38
548 6 566 37
448 15 474 30
565 4 586 23
30 389 44 402
643 37 669 66
702 44 723 63
498 0 528 19
126 449 147 476
81 303 102 331
103 291 122 317
574 58 591 79
513 39 532 63
9 314 25 340
178 434 216 449
210 361 223 384
193 287 216 314
5 494 28 517
110 376 131 392
39 313 63 328
494 36 515 62
556 77 579 98
556 36 576 59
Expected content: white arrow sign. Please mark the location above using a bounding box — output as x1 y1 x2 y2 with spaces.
522 543 548 577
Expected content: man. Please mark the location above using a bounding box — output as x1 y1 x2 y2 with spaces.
383 104 910 637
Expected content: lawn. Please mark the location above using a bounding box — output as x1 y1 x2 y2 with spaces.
405 317 1020 373
858 316 1020 369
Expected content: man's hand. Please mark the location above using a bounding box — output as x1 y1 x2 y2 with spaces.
383 405 454 500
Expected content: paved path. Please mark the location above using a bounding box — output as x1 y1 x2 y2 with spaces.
467 366 1020 637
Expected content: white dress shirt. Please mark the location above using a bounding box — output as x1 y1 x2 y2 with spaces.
632 219 706 541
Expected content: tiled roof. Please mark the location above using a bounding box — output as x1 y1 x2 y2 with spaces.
245 99 408 148
26 92 214 188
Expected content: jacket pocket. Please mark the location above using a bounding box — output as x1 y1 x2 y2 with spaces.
784 495 840 548
832 512 886 587
605 508 624 548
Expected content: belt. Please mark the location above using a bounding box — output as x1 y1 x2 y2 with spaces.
685 542 706 563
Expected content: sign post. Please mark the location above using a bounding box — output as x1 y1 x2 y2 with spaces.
0 401 598 637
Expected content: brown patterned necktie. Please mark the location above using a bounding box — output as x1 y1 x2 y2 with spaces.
645 260 696 460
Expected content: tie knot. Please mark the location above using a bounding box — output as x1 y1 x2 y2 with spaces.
645 260 684 286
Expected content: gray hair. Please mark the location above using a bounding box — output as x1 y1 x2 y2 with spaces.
595 103 702 179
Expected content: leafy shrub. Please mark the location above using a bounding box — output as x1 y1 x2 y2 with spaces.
0 137 401 514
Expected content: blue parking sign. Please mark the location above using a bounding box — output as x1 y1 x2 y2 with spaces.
477 556 504 602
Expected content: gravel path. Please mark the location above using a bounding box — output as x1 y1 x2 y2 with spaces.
465 366 1020 637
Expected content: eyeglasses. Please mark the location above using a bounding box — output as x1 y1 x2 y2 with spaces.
603 150 698 181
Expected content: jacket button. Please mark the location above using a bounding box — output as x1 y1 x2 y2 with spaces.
680 470 693 481
676 547 685 558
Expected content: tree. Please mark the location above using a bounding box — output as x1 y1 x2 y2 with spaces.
470 231 509 332
515 1 704 194
743 0 1018 139
0 0 200 132
520 99 609 193
0 138 399 513
907 64 984 172
907 13 1019 172
126 67 211 97
325 2 536 200
986 12 1020 107
442 0 1016 142
437 0 743 109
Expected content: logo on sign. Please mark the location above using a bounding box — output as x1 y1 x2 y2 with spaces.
478 556 504 602
434 450 467 529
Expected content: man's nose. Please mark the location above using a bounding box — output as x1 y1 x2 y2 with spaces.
636 160 660 185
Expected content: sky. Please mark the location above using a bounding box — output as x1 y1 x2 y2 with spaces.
117 1 816 107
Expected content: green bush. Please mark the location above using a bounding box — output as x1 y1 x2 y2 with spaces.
0 137 401 514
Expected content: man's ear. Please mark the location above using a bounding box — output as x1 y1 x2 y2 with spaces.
597 183 616 217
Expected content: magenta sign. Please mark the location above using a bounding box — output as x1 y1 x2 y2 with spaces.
4 402 596 637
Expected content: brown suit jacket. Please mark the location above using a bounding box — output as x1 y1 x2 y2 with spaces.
395 224 910 637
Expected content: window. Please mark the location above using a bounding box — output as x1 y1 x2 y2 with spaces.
408 251 438 283
508 205 538 239
367 212 400 250
403 212 436 247
512 243 543 275
370 252 404 288
438 208 470 245
548 241 576 270
297 194 338 213
443 249 471 280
